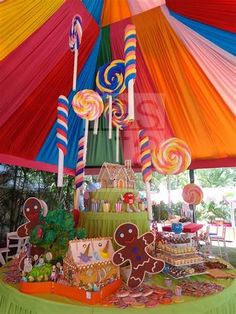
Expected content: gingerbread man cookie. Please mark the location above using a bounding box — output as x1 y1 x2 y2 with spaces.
112 223 165 288
17 197 47 238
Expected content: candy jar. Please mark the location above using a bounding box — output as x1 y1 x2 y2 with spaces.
50 265 57 282
175 285 182 297
164 277 172 287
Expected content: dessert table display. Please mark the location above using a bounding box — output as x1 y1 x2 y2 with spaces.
1 268 236 314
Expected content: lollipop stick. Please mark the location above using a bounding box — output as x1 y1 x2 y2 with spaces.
128 79 134 120
145 181 153 221
74 189 80 210
57 148 64 187
83 120 89 162
72 48 78 91
93 118 99 135
116 126 119 162
108 95 112 139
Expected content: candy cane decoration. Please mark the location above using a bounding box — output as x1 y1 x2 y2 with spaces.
56 95 69 187
69 15 83 91
139 129 153 220
74 137 85 210
124 25 136 121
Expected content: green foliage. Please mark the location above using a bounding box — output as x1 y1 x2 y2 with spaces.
30 209 87 258
196 200 231 222
196 168 236 188
27 263 52 281
152 201 169 222
76 228 87 239
135 172 163 191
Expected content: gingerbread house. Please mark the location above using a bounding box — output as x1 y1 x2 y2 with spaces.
97 160 135 189
63 238 120 289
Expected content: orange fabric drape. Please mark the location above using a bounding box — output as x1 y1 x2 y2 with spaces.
101 0 131 26
132 8 236 161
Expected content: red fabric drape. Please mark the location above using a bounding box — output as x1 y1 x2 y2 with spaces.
0 0 88 128
166 0 236 33
0 7 99 159
110 19 174 166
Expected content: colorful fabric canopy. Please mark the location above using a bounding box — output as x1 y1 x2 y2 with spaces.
0 0 235 175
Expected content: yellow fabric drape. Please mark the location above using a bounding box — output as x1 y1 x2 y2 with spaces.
0 0 64 60
101 0 131 26
132 8 236 161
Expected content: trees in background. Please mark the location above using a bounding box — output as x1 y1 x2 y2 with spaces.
0 165 74 243
0 164 235 242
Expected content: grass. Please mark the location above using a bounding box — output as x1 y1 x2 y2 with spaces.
211 245 236 267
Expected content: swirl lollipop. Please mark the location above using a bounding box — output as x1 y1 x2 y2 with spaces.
69 15 83 91
152 138 191 175
72 89 104 162
104 99 130 162
96 60 126 139
182 183 203 205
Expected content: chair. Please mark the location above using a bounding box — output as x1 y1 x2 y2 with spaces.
0 248 10 266
209 226 228 260
6 232 29 261
197 225 212 256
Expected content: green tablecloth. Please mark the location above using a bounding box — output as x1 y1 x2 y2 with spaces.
78 212 149 239
0 271 236 314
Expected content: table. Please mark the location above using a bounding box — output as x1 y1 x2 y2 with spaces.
78 212 149 239
0 270 236 314
162 223 203 233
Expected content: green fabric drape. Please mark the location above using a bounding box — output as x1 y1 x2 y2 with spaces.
78 212 149 242
87 26 123 167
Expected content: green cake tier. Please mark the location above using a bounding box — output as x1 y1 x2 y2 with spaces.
90 188 139 212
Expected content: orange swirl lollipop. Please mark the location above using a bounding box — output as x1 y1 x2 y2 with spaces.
72 89 104 163
152 138 191 175
182 183 203 205
72 89 104 121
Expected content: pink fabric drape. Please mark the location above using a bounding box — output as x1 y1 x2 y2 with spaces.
0 0 93 127
110 18 174 166
162 6 236 116
127 0 166 16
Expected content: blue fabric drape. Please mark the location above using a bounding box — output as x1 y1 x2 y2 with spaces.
36 34 101 169
82 0 104 25
170 10 236 56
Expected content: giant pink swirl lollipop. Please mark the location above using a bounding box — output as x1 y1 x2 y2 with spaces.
72 89 104 162
104 99 130 162
182 183 203 205
152 138 191 175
